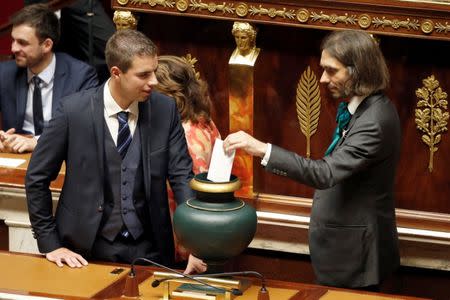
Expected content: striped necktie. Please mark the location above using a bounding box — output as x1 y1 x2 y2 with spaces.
32 76 44 135
325 101 351 156
117 111 132 159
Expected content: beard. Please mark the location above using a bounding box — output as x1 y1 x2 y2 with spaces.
14 51 45 69
328 85 347 99
327 80 352 99
14 57 28 68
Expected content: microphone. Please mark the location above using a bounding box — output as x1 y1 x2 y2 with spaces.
152 271 269 300
122 257 242 297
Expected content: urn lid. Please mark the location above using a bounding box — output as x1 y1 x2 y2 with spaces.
190 172 241 193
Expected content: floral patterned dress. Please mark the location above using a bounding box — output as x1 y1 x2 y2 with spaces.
167 118 221 261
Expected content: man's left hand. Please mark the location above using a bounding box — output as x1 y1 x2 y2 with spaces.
2 134 37 153
184 254 207 274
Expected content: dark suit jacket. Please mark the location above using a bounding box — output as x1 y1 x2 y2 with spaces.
0 52 98 133
266 93 401 288
25 85 195 265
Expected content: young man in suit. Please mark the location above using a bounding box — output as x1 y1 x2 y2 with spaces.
0 4 98 153
25 0 116 82
223 30 401 290
25 29 206 274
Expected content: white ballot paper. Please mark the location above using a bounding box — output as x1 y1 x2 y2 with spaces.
207 139 235 182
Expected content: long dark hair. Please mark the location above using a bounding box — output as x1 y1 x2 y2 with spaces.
321 30 390 96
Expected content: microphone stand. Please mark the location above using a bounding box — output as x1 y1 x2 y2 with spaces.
152 271 270 300
122 257 242 298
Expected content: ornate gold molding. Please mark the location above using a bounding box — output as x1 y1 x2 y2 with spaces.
248 5 296 19
435 21 450 33
372 17 420 30
129 0 175 7
310 11 357 25
415 75 449 172
189 0 234 13
114 0 450 40
296 66 321 158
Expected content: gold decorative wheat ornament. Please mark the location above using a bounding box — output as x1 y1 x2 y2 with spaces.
182 54 201 80
296 66 321 158
415 75 449 172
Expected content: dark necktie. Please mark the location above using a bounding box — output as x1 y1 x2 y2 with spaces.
32 76 44 135
325 101 351 156
117 111 132 159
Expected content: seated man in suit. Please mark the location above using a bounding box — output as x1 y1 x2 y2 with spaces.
0 4 98 153
25 29 206 274
224 30 401 290
25 0 116 82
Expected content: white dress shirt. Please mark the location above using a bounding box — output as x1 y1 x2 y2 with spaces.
103 79 138 145
23 54 56 136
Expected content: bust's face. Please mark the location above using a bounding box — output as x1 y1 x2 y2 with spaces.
234 31 251 55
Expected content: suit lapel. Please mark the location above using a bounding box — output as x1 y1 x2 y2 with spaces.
336 93 382 147
15 70 28 130
90 85 105 184
52 54 66 116
138 98 152 205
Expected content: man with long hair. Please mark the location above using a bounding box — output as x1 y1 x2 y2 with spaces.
224 30 401 290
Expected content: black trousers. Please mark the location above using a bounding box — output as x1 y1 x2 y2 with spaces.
59 0 115 82
90 233 161 265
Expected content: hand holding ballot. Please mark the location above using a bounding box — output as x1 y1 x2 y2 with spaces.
223 131 268 158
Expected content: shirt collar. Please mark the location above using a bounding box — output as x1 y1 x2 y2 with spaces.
347 95 365 115
104 79 138 117
27 53 56 86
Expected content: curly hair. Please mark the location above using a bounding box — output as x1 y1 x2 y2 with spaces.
155 55 212 123
231 22 257 48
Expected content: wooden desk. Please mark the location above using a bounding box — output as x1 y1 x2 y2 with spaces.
0 152 64 188
0 153 64 253
0 251 428 300
0 152 449 273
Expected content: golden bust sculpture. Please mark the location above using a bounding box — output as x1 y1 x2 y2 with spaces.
229 22 260 66
113 10 137 30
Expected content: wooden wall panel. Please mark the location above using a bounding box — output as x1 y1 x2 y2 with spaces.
385 36 450 213
0 1 23 57
138 15 233 138
137 13 450 215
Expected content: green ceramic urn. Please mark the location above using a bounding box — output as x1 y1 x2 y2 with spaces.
173 173 257 271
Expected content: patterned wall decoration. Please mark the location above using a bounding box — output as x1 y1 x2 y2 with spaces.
113 0 450 40
296 66 321 158
415 75 449 172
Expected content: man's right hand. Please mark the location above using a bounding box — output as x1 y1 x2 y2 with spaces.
45 247 88 268
223 130 267 158
0 128 16 152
